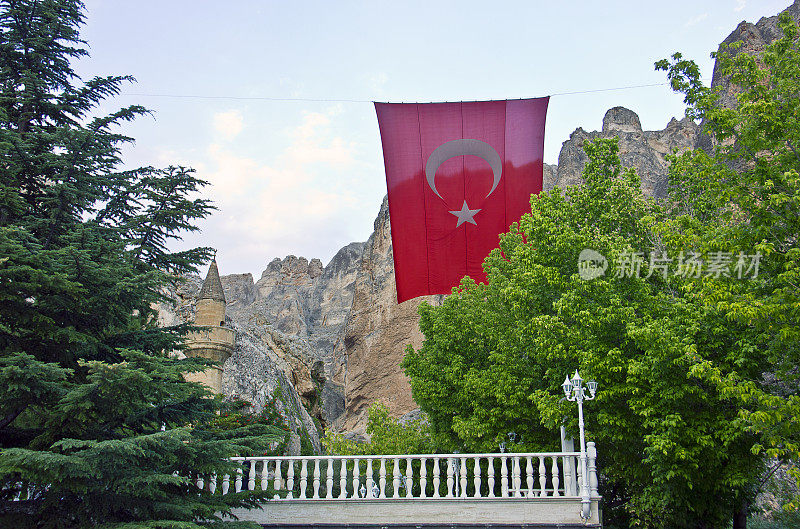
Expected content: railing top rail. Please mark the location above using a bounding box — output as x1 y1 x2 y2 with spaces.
230 451 582 461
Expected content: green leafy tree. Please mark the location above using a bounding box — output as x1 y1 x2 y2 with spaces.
656 11 800 517
0 1 283 527
403 137 768 528
322 402 435 456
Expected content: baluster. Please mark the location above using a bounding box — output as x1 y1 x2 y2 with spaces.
222 474 230 495
339 459 348 499
460 457 468 498
432 458 441 498
248 460 256 491
261 461 269 491
473 457 482 498
588 442 599 498
446 458 454 498
287 460 295 499
392 458 401 497
487 457 495 497
538 456 547 497
379 458 387 498
313 459 321 499
235 467 243 493
551 456 560 497
563 454 574 496
525 456 534 497
500 456 508 497
353 459 360 498
274 460 282 492
196 474 204 490
299 459 308 499
366 459 374 498
209 473 217 494
420 458 428 498
326 459 334 499
512 456 522 497
406 458 414 498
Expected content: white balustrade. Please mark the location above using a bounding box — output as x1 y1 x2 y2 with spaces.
405 458 413 498
473 457 481 498
419 458 427 498
208 451 587 502
525 456 534 497
460 458 468 498
500 456 508 497
312 459 320 499
366 459 374 498
379 458 387 498
339 459 347 499
392 457 400 498
352 459 360 498
432 458 440 498
326 459 334 499
445 458 454 498
539 456 547 497
588 442 599 498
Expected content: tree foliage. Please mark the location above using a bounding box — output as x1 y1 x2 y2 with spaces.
403 136 770 528
656 10 800 511
0 1 283 526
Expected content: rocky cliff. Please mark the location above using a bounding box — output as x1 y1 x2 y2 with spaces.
158 3 800 441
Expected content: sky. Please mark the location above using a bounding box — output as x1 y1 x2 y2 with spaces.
75 0 791 277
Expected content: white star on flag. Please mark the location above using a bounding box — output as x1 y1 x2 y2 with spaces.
449 200 481 228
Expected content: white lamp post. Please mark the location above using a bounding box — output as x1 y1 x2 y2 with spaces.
562 369 597 520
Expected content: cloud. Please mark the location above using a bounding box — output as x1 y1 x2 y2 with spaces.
212 110 243 141
191 107 365 274
685 13 709 27
734 0 746 12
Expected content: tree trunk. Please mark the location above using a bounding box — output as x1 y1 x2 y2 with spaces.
733 501 748 529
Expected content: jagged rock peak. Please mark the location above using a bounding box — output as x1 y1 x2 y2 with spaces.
262 255 317 279
198 258 226 303
602 107 643 135
711 1 800 110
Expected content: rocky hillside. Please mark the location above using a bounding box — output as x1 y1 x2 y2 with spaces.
158 2 800 442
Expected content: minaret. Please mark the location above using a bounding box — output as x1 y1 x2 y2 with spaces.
184 257 235 394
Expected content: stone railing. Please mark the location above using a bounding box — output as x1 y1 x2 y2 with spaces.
210 449 592 499
199 445 601 526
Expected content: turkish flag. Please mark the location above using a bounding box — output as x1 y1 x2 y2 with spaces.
376 98 549 303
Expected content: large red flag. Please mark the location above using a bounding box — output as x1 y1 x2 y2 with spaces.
375 98 549 303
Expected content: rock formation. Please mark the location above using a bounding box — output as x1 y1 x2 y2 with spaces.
545 107 700 198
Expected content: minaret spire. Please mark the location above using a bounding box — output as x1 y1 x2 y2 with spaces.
198 257 226 303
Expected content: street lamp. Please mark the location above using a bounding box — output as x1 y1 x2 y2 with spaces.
562 369 597 520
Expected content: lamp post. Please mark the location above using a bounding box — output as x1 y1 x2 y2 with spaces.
562 369 597 520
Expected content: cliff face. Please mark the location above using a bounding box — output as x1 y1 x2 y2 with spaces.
335 197 443 431
157 3 799 439
546 107 700 198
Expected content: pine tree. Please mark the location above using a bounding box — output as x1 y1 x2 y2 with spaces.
0 1 283 527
